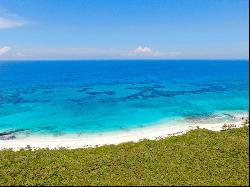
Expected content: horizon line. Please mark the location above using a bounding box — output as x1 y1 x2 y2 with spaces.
0 58 249 61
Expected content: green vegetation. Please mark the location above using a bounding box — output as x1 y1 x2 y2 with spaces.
0 126 249 186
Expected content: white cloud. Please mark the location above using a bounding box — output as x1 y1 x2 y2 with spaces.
133 46 153 55
130 46 181 57
0 46 11 56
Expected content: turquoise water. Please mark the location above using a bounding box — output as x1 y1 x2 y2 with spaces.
0 60 249 137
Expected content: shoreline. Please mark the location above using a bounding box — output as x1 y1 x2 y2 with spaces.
0 112 249 151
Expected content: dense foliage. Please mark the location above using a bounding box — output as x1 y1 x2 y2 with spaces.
0 126 249 186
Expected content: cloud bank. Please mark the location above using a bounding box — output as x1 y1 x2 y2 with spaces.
133 46 153 55
0 46 182 59
1 46 248 60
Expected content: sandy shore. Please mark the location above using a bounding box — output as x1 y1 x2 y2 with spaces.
0 112 248 151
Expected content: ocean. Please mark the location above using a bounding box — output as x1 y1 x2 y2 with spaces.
0 60 249 138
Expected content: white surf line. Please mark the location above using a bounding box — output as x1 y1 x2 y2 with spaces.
0 114 248 151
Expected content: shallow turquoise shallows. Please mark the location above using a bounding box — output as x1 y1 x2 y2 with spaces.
0 60 249 136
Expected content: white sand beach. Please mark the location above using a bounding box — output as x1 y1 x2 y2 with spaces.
0 112 248 151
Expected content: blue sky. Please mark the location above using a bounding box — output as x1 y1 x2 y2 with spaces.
0 0 249 59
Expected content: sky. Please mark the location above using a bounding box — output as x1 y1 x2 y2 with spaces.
0 0 249 60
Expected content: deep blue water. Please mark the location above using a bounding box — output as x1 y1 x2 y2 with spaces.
0 60 249 137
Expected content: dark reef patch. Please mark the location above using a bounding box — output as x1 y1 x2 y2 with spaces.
69 98 86 103
0 134 16 140
0 129 28 140
76 87 92 92
120 85 227 101
86 91 116 96
37 126 57 131
67 84 228 105
0 93 50 104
